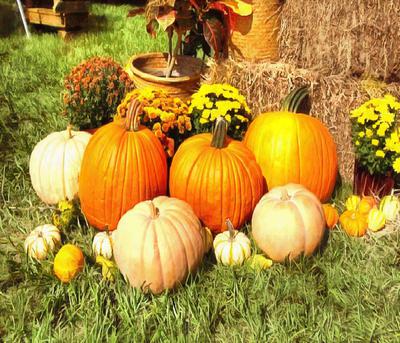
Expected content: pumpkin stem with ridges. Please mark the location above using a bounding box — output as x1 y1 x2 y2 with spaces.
211 117 228 149
281 188 291 201
125 98 143 132
67 125 73 138
225 219 236 240
149 201 160 219
281 86 310 113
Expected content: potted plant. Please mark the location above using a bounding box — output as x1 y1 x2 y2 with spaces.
127 0 252 100
63 57 133 132
350 94 400 197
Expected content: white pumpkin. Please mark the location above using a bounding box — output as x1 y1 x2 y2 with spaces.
92 232 113 259
24 224 61 260
213 219 251 266
379 191 400 221
29 126 91 204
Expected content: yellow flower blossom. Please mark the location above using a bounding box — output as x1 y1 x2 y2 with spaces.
393 157 400 173
376 150 385 158
366 129 373 138
358 132 365 138
371 139 379 146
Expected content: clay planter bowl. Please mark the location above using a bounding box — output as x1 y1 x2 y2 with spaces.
128 52 204 100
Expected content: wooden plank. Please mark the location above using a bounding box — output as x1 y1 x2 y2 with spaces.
25 8 88 29
53 1 89 14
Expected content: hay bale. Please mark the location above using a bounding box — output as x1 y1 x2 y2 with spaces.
279 0 400 81
204 59 400 182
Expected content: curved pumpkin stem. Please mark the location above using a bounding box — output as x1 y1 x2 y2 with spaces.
211 117 228 149
281 86 310 114
149 201 160 219
125 98 143 132
67 124 73 138
280 188 291 201
225 219 236 240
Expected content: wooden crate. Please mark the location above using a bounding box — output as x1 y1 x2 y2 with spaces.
25 7 88 29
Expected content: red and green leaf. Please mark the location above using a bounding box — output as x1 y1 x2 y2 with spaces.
156 9 177 31
202 16 227 60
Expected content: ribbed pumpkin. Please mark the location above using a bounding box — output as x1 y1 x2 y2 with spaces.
244 112 338 202
252 183 326 262
112 196 205 294
322 204 339 230
170 117 265 233
339 210 368 237
29 126 91 204
79 99 168 231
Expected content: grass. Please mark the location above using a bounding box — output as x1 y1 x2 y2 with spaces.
1 4 400 342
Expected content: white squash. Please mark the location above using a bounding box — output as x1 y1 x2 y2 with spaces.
213 219 251 266
92 231 113 259
24 224 61 260
29 126 91 204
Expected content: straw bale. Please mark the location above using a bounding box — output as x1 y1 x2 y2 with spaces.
204 59 400 182
279 0 400 81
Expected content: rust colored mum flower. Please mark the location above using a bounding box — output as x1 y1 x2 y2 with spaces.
63 56 133 130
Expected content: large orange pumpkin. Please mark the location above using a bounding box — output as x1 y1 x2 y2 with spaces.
79 99 168 230
170 117 265 234
244 112 338 202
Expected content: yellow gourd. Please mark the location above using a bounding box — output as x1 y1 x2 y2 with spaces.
379 191 400 221
54 244 84 283
367 209 386 232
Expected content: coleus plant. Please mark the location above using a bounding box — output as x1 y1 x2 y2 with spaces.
129 0 252 77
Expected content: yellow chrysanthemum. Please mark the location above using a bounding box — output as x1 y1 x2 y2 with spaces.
376 150 385 158
366 129 373 138
358 132 365 138
393 157 400 173
371 139 379 146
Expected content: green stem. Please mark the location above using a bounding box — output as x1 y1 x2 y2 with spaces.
67 125 73 138
281 86 310 113
149 201 160 219
211 117 228 149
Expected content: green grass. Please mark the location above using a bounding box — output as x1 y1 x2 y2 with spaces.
1 4 400 342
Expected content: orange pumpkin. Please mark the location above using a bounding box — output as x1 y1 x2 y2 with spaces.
244 112 338 202
322 204 339 229
339 210 368 237
79 99 168 231
54 244 84 283
170 117 265 234
358 196 377 214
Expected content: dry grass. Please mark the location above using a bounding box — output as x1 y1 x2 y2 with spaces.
205 59 400 181
279 0 400 81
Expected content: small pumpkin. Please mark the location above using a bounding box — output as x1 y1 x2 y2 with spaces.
252 184 326 262
249 254 273 270
112 196 205 294
202 227 214 254
79 98 168 231
379 191 400 221
345 195 360 211
92 232 113 259
367 208 386 232
170 117 264 234
96 256 117 282
339 210 368 237
358 196 377 214
54 244 84 283
24 224 61 260
322 204 339 229
29 126 91 204
213 219 251 266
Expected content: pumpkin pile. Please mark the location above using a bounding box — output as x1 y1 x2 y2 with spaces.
26 79 400 294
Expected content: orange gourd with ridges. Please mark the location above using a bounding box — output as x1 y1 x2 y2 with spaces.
79 99 167 231
244 112 338 202
170 117 265 234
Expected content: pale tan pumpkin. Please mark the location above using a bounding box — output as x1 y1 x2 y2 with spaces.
24 224 61 260
29 126 91 204
379 191 400 221
112 196 205 294
251 184 326 262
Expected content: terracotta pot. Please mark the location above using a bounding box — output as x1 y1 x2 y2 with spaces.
353 160 394 197
128 52 204 100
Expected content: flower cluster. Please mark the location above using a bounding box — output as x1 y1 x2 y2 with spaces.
116 88 192 157
63 57 133 130
189 84 251 140
350 94 400 175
